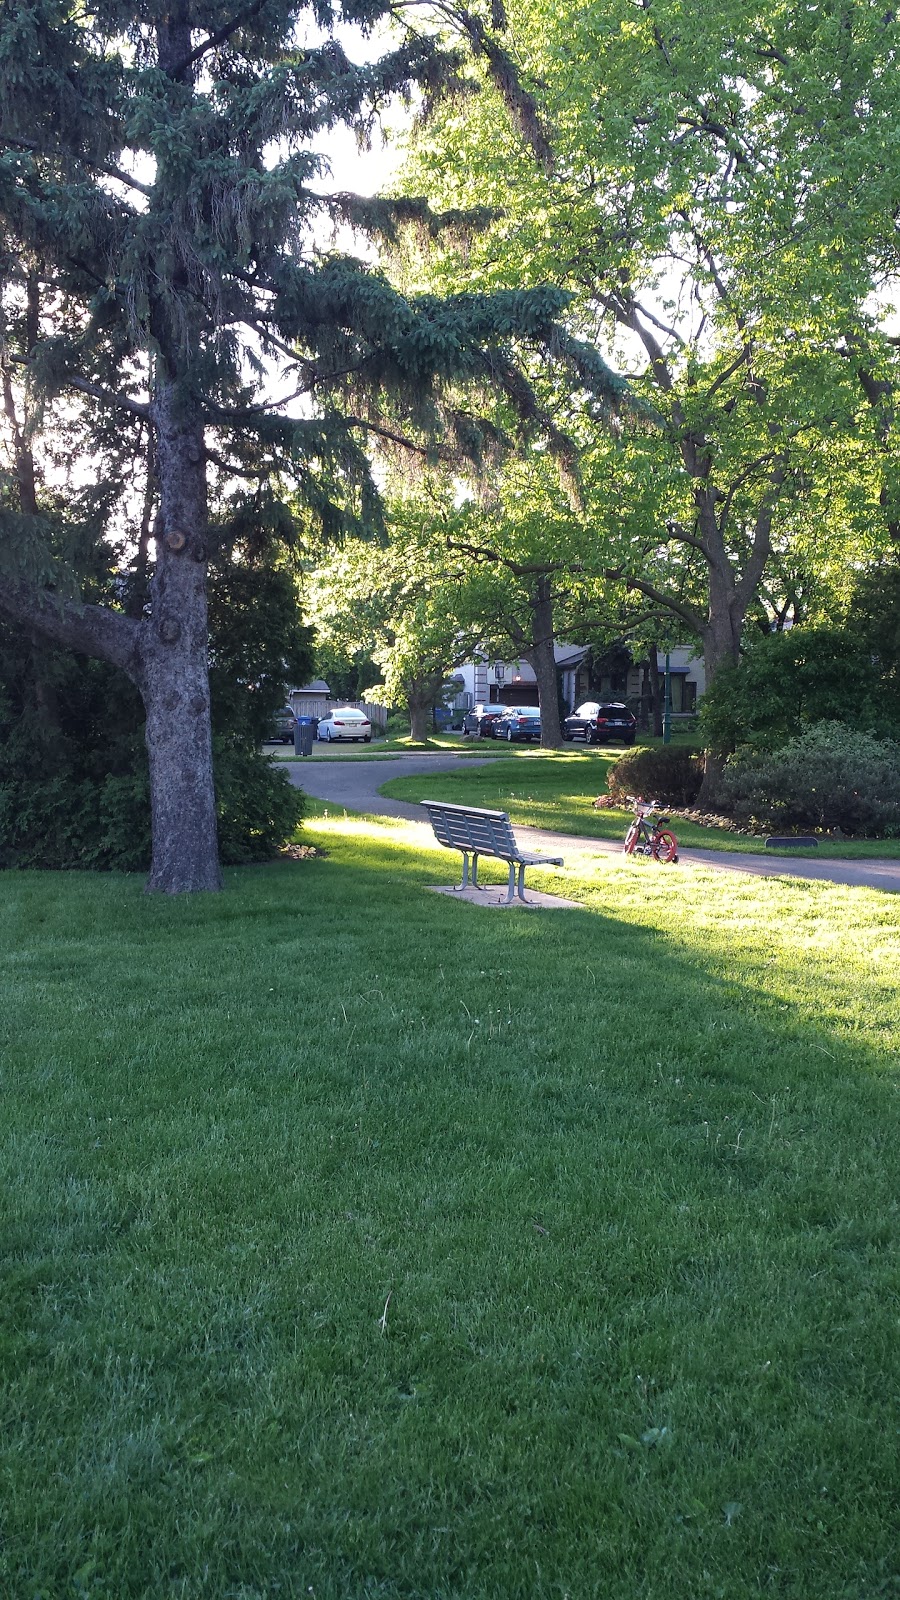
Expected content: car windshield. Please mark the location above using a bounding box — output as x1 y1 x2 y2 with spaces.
573 703 601 717
598 706 631 717
506 707 539 717
333 710 366 719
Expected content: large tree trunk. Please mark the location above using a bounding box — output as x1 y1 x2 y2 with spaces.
695 582 744 807
140 378 222 893
409 697 431 741
529 574 562 747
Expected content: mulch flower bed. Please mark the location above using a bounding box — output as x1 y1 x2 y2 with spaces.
592 795 750 833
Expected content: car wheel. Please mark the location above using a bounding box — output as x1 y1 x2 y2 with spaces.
506 726 514 741
563 731 573 741
584 727 594 745
364 735 371 743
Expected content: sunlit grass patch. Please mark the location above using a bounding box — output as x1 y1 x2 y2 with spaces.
383 752 900 857
1 829 897 1599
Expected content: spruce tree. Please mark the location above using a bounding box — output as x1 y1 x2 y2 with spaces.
0 0 563 891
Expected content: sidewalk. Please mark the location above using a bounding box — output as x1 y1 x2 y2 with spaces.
283 753 900 893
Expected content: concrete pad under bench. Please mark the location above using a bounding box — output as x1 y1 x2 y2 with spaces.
427 884 582 910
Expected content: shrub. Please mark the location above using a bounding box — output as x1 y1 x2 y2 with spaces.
214 740 305 864
605 745 705 806
0 744 304 870
700 591 900 758
718 723 900 837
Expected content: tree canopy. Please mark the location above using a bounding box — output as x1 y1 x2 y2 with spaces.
0 0 568 889
392 0 900 752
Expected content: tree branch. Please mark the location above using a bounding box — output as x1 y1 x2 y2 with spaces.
0 135 152 198
166 0 269 78
0 576 141 677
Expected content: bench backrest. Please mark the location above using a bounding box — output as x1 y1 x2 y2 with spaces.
421 800 519 859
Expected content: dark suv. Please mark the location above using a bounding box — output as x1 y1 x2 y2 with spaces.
268 706 297 744
563 701 637 745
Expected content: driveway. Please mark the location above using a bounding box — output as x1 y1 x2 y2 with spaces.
282 752 900 893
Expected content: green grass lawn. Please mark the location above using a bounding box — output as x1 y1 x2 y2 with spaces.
2 828 899 1599
382 750 900 857
270 734 514 761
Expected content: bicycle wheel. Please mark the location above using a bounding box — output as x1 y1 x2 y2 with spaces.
623 823 640 855
652 829 678 863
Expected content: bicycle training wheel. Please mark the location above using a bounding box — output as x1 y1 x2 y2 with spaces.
652 829 679 863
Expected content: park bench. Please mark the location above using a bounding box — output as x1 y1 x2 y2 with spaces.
421 800 565 905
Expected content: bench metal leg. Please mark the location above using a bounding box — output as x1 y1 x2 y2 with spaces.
454 851 486 892
500 861 531 904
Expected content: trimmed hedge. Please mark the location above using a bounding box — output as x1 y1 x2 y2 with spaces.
605 745 705 807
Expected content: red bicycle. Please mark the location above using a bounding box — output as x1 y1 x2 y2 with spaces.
623 797 679 863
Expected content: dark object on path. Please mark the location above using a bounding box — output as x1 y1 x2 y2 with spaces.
765 836 819 849
421 800 563 904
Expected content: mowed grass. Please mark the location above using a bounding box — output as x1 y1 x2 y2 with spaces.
382 750 900 857
1 826 899 1600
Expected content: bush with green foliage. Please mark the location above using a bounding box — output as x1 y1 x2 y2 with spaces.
605 745 705 806
700 572 900 757
718 723 900 836
0 549 312 871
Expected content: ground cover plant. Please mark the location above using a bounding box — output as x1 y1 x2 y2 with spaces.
1 829 898 1599
381 752 900 858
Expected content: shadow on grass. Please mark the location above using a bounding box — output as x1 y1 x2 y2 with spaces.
0 840 898 1600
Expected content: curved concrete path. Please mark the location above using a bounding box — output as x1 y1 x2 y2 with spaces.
282 752 900 893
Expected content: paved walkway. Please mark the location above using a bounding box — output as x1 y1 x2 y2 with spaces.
282 752 900 893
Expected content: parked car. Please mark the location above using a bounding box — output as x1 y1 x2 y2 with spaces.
493 705 541 742
316 707 372 743
462 704 508 737
563 701 637 745
268 706 297 744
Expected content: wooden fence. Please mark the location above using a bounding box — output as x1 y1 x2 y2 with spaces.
287 695 389 731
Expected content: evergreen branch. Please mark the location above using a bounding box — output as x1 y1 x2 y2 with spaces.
4 355 151 419
63 374 151 419
0 575 140 677
167 0 269 78
396 0 554 171
345 417 444 459
0 135 152 198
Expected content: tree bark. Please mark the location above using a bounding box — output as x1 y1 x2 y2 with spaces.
409 696 432 741
528 574 563 747
140 377 222 892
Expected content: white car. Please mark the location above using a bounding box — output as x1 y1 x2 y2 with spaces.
316 708 373 743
